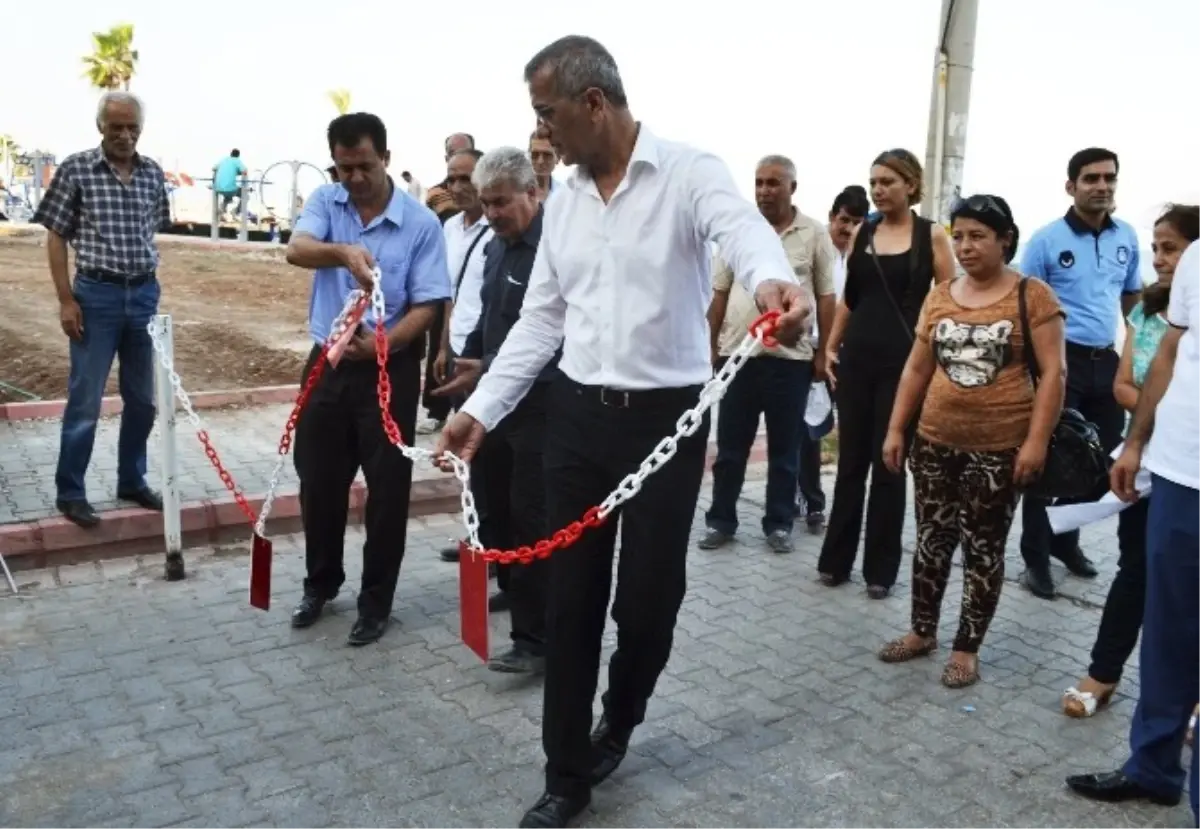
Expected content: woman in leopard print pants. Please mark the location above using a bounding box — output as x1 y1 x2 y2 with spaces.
877 195 1066 688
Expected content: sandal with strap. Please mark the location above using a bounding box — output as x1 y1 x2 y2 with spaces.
878 635 936 663
1062 682 1116 718
941 660 979 689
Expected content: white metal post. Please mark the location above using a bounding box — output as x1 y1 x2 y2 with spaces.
238 172 250 243
153 315 183 558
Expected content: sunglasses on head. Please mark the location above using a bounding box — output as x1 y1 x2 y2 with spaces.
953 194 1009 219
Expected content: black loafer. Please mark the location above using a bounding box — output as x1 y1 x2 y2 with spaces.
488 591 511 613
487 646 546 675
518 791 589 828
290 594 327 629
1065 770 1180 806
56 499 100 528
589 716 633 786
1056 547 1099 578
347 615 388 646
1022 566 1056 599
118 487 163 511
439 544 461 563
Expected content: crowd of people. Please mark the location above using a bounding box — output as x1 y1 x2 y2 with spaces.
29 32 1198 828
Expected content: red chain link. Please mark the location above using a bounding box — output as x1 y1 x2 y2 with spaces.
195 295 371 528
749 309 781 348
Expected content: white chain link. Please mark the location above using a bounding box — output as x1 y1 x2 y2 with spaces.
150 264 769 557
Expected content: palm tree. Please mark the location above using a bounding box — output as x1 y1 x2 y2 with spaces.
327 89 352 115
82 24 139 90
0 135 18 185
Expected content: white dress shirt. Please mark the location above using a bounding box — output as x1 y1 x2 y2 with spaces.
443 211 493 355
461 125 800 431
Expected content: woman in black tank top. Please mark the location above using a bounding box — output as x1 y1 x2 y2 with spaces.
818 149 956 597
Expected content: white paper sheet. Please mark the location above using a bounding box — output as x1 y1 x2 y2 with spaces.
1044 443 1150 535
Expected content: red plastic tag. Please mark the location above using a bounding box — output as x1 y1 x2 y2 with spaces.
458 541 489 662
250 533 272 611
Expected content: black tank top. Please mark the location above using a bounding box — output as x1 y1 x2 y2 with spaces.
841 213 935 366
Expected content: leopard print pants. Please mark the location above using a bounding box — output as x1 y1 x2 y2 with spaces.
909 436 1021 654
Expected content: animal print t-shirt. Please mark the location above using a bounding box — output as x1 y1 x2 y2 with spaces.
915 277 1064 452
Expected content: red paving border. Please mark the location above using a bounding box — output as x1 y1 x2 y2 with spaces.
0 439 767 570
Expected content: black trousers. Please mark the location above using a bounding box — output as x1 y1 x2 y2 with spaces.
818 355 910 588
1020 343 1124 570
293 345 420 618
797 406 831 516
422 307 451 422
472 384 550 651
542 377 710 799
1088 496 1150 684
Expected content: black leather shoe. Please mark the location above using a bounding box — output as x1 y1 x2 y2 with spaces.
1055 547 1099 578
117 487 163 511
440 543 461 563
164 552 186 581
1022 566 1056 599
517 791 589 828
488 591 511 613
347 615 388 646
290 594 327 629
589 716 633 786
56 499 100 528
1065 770 1180 806
488 646 546 674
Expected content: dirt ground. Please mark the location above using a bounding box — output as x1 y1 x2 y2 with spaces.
0 234 316 402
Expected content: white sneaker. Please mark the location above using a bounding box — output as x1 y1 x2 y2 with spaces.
416 417 445 435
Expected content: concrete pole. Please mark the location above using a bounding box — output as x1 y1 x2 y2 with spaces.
921 0 979 229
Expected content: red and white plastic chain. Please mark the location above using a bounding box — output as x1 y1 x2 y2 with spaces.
146 291 371 534
364 268 782 565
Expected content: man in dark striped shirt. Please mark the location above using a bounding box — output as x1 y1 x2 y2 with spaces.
33 91 171 536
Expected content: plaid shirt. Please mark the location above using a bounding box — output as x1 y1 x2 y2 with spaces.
33 147 170 275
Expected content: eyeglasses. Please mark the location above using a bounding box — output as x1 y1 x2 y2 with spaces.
953 194 1008 220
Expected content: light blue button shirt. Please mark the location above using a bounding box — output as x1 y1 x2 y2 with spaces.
293 182 451 343
1020 210 1142 347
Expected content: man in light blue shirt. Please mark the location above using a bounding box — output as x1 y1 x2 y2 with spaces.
284 112 451 646
1017 147 1143 599
212 148 246 218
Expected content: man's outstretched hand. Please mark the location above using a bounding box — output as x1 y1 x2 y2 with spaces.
435 412 487 470
753 279 811 346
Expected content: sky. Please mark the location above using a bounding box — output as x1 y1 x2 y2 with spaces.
2 0 1197 269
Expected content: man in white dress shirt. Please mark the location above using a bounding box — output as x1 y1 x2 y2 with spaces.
436 35 810 828
433 148 494 563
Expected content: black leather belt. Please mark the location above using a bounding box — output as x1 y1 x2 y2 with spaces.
77 269 155 287
1066 341 1115 360
564 377 703 411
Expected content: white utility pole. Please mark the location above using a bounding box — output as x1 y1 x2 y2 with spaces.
922 0 979 228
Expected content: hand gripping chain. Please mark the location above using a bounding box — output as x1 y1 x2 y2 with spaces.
148 267 781 567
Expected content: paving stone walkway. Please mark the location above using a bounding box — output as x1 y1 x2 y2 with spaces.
0 405 748 525
1 470 1193 827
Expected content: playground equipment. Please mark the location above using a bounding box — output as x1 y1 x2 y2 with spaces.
260 160 329 231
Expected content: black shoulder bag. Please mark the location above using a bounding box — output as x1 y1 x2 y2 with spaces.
1017 278 1110 500
452 226 490 301
864 214 924 343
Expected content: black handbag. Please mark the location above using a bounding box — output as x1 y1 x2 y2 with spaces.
1017 278 1111 500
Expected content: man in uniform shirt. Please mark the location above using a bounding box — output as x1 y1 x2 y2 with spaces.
436 35 810 828
1018 147 1142 598
33 91 170 545
702 154 836 553
285 112 450 646
435 147 554 674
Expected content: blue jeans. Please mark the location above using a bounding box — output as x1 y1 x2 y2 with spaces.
707 357 811 535
56 274 159 502
1122 475 1199 822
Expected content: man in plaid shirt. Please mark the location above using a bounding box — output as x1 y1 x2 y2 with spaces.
33 91 172 547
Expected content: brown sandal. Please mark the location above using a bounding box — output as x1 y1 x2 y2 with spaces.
878 635 936 663
941 660 979 688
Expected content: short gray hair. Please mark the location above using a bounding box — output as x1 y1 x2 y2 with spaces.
756 155 796 181
523 36 627 108
96 91 144 127
473 146 536 192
